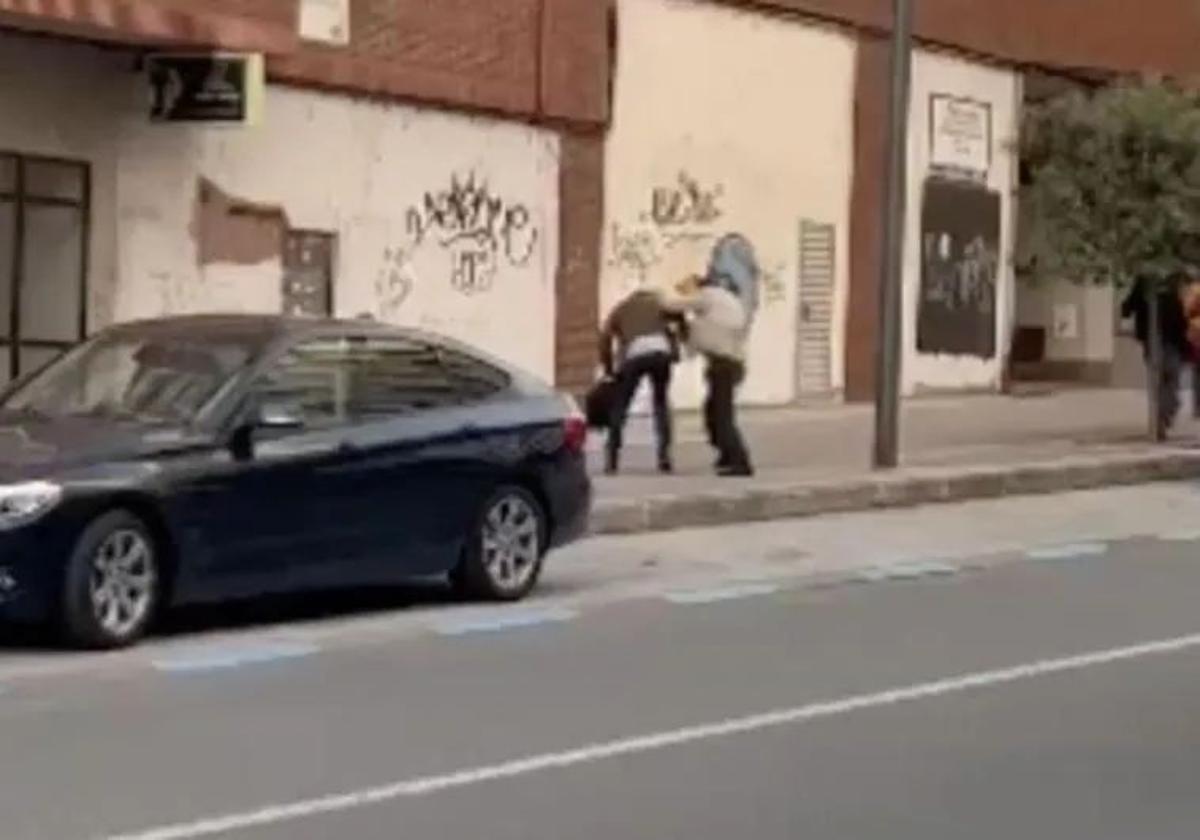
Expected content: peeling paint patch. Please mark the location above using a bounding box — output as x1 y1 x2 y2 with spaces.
192 177 288 267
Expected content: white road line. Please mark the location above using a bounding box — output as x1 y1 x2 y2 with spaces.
663 582 781 604
854 562 958 583
432 607 577 636
104 630 1200 840
1158 529 1200 543
1025 542 1109 562
152 642 319 674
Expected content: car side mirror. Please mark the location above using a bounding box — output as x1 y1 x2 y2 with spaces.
255 400 305 431
229 398 304 461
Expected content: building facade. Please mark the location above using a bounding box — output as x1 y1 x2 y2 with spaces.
1 0 1197 402
0 0 604 388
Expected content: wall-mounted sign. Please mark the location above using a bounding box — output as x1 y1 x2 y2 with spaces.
148 53 265 125
1052 303 1080 341
929 94 992 181
300 0 351 45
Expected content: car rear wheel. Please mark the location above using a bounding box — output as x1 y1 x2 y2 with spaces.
61 511 160 649
454 486 546 601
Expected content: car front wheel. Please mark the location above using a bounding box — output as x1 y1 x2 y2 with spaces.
454 486 546 601
61 511 160 649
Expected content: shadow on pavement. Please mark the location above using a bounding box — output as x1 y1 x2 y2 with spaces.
157 582 457 638
0 582 458 651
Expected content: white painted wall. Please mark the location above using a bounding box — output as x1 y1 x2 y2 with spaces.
0 33 123 335
1015 279 1115 364
114 87 561 382
601 0 856 409
903 50 1021 395
0 32 561 383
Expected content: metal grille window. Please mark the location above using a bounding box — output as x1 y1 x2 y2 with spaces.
0 153 89 385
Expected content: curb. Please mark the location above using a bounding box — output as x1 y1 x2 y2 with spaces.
589 449 1200 536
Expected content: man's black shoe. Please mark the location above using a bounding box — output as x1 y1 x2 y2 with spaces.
717 464 754 478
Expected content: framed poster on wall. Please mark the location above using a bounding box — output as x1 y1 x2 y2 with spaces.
929 94 992 182
917 177 1002 359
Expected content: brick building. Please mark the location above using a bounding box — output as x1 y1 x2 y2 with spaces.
0 0 1196 402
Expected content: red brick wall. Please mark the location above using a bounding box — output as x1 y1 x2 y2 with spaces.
269 0 610 126
726 0 1200 78
0 0 297 52
844 33 889 403
555 129 606 395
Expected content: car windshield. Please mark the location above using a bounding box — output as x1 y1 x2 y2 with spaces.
0 329 262 424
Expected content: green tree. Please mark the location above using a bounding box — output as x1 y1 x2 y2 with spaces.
1021 78 1200 439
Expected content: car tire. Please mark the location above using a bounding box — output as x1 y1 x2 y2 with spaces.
454 485 547 602
61 511 161 650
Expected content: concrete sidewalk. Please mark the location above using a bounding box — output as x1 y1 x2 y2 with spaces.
587 387 1200 534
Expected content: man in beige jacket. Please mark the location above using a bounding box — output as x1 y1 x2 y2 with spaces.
669 272 754 477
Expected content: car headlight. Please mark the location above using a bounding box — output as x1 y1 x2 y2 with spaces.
0 481 62 530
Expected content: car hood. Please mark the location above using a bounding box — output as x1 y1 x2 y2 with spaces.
0 412 207 483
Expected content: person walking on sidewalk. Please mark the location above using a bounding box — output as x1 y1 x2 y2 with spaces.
670 234 758 477
1121 275 1190 435
599 287 682 475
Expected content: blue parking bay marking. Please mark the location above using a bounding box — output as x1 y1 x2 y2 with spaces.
854 561 958 583
664 582 782 605
434 607 578 637
153 641 320 674
1025 542 1109 562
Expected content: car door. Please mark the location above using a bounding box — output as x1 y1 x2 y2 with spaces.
334 335 511 581
185 336 363 598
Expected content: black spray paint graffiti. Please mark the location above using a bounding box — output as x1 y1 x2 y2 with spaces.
404 172 540 295
374 246 414 320
609 171 726 281
647 171 725 229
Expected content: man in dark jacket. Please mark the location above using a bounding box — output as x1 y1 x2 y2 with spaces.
599 288 682 474
1122 276 1189 435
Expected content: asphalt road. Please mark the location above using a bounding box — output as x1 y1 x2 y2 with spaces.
4 486 1200 839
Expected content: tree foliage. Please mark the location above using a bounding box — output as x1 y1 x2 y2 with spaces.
1020 79 1200 289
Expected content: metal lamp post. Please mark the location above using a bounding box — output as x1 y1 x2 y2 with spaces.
873 0 914 469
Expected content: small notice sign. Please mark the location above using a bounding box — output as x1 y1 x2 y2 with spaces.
148 54 265 125
930 94 992 181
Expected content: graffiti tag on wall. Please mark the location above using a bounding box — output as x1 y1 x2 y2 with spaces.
917 177 1001 358
646 171 725 232
608 170 726 283
404 172 539 295
374 245 415 320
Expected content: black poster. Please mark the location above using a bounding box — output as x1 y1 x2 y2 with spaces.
916 177 1001 358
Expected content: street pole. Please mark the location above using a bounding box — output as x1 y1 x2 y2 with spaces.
873 0 914 470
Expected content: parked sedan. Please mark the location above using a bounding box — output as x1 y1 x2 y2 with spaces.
0 315 591 648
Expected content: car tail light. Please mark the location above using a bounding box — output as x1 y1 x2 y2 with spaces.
563 414 587 455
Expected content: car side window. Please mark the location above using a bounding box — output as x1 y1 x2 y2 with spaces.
253 338 351 429
437 347 511 403
345 337 463 419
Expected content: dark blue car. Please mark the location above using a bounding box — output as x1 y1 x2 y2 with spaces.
0 315 591 648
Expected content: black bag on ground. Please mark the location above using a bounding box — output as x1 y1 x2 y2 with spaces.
585 377 616 429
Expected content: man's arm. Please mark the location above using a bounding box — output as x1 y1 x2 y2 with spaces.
598 305 620 377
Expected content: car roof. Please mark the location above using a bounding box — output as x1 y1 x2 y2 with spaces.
100 314 535 382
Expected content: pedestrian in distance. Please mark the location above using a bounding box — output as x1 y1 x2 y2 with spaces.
598 286 684 475
1180 273 1200 417
668 234 759 477
1121 275 1191 437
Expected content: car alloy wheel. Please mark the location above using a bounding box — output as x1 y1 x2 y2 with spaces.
482 493 542 594
454 486 546 601
88 528 157 641
62 510 161 649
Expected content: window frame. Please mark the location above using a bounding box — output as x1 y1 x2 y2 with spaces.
0 151 90 382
